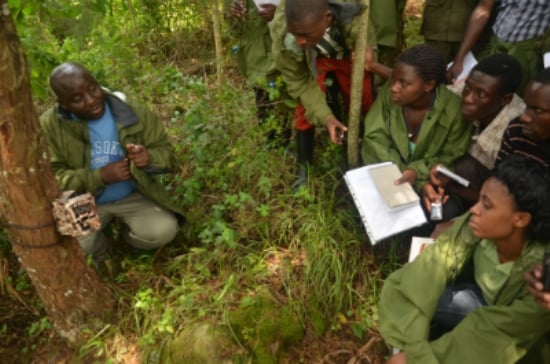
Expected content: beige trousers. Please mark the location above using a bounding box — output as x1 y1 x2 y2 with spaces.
78 192 178 259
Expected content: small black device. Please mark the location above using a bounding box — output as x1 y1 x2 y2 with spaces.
542 251 550 292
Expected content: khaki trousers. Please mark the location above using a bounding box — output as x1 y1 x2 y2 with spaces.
78 192 178 259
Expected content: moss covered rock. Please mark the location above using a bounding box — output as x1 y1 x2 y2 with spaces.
227 294 305 363
143 322 249 364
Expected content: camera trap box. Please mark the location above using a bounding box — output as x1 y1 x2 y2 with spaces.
52 191 100 237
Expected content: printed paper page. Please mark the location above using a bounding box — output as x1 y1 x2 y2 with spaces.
448 51 477 83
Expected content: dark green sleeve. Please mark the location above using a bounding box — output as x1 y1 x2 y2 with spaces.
379 213 474 360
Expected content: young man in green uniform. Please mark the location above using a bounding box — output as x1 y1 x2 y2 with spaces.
270 0 378 187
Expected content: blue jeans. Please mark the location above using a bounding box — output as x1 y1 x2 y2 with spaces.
430 283 487 339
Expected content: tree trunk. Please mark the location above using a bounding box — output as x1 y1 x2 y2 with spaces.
211 0 224 86
347 0 370 168
0 0 114 343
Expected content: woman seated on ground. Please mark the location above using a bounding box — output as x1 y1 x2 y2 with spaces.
361 44 472 192
378 155 550 364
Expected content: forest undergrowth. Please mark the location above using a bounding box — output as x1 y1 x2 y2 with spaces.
0 0 425 362
1 72 398 363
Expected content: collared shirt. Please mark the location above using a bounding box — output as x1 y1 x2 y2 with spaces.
492 0 550 43
447 83 525 169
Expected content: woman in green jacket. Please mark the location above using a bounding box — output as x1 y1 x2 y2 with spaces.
379 155 550 364
361 44 472 192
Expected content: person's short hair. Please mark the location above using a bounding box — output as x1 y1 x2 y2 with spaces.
494 155 550 242
471 53 523 95
285 0 328 25
49 62 91 96
532 67 550 85
396 44 446 85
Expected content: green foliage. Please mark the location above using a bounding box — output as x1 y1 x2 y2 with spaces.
5 0 398 360
27 317 51 338
107 78 382 360
8 0 214 101
44 75 384 360
228 294 304 363
8 0 117 99
403 6 424 48
14 266 32 292
134 288 175 345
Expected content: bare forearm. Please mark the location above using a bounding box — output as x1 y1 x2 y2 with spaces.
370 62 392 81
453 0 495 64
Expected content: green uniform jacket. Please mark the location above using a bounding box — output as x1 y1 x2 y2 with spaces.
371 0 406 48
270 0 377 127
361 83 472 191
39 92 186 220
226 0 275 85
378 213 550 363
421 0 477 42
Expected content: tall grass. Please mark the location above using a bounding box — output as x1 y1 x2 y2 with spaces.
70 73 386 362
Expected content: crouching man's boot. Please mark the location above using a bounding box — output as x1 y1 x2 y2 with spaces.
293 127 314 190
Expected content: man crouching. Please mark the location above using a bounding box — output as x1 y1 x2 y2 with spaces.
40 62 185 265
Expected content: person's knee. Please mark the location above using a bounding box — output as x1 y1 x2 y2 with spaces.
124 213 179 249
148 215 179 246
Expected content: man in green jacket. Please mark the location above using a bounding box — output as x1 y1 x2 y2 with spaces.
371 0 406 66
40 63 185 264
270 0 377 187
226 0 290 146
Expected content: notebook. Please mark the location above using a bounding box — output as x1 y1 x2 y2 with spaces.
368 163 420 210
344 162 427 244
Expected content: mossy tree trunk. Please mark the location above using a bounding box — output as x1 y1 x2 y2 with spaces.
211 0 224 86
347 0 370 168
0 0 114 343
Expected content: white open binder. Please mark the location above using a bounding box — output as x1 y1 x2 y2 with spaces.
344 162 427 244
